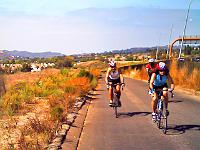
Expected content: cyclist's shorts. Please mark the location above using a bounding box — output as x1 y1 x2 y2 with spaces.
108 77 121 84
153 83 168 90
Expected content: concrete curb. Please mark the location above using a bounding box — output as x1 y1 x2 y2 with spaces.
47 91 93 150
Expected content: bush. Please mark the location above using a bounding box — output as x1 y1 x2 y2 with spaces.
90 77 98 90
21 63 32 72
90 69 100 78
50 105 64 121
65 86 76 94
2 82 34 115
60 68 70 76
77 69 93 81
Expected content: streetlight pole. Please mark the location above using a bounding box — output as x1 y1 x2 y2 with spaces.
178 0 193 59
167 24 173 59
156 33 161 60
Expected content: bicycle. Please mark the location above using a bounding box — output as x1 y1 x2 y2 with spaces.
107 83 124 118
155 89 174 134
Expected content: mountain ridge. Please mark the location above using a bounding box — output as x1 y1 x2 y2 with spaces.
0 50 64 59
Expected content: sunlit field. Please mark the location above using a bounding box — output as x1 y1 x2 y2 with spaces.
123 61 200 93
0 67 100 149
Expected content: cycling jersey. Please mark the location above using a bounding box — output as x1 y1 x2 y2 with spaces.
153 74 167 87
109 70 120 80
146 63 159 73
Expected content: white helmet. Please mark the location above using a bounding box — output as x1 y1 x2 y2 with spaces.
148 58 155 63
158 62 167 70
108 61 116 68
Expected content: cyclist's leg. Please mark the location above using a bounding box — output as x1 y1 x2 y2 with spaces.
148 73 151 84
113 78 121 98
163 87 169 116
152 92 158 113
151 92 158 121
108 80 113 105
115 84 122 107
163 87 168 109
109 87 113 100
116 85 121 98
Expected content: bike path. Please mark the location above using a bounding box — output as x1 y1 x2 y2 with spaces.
76 78 200 150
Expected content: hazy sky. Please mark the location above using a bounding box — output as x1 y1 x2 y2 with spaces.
0 0 200 54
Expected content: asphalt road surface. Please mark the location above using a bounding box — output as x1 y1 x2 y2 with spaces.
76 77 200 150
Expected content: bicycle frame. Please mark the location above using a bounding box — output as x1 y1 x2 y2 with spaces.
156 89 174 134
108 83 124 118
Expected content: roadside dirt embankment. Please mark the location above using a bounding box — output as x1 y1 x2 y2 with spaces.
121 60 200 96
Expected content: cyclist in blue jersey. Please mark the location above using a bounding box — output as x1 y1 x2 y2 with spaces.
105 60 124 106
149 62 175 121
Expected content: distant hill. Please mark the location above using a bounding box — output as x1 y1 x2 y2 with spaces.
106 45 182 54
0 50 64 59
103 46 167 54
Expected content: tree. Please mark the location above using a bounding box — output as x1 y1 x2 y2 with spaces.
56 56 74 68
125 56 133 61
184 45 192 55
21 63 32 72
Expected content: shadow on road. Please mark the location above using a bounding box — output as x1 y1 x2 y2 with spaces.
118 112 151 118
166 124 200 135
93 89 105 92
168 100 183 103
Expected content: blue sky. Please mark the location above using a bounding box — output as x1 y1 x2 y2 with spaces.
0 0 200 54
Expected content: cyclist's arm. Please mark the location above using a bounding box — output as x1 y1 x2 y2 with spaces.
149 73 156 90
120 74 124 83
118 69 124 83
167 74 175 90
105 68 110 84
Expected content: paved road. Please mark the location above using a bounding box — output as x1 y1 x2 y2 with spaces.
76 77 200 150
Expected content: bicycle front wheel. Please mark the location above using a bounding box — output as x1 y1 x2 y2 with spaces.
162 103 168 134
157 111 162 129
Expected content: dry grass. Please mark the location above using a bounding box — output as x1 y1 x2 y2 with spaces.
124 60 200 92
134 66 148 81
117 61 144 68
170 60 200 91
0 67 99 149
76 60 107 71
5 68 60 89
123 66 148 81
18 117 55 150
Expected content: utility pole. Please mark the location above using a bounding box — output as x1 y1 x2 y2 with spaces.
167 24 173 59
156 33 161 60
178 0 193 59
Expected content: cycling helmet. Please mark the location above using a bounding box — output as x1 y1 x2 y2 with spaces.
108 61 116 68
158 62 167 71
148 58 155 63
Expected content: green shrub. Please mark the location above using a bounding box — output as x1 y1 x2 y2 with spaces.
65 86 76 94
21 63 32 72
50 105 64 121
34 86 64 97
77 69 93 81
90 77 98 90
2 82 35 115
60 68 70 76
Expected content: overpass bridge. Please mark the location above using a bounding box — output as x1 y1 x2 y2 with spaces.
169 36 200 58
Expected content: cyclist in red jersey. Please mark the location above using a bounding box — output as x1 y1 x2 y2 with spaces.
146 58 159 83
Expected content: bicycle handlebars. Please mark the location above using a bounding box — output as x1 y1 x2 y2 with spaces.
154 89 174 98
106 83 125 90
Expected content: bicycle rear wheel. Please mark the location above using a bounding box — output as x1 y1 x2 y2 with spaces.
162 103 168 134
113 95 118 118
114 106 118 118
